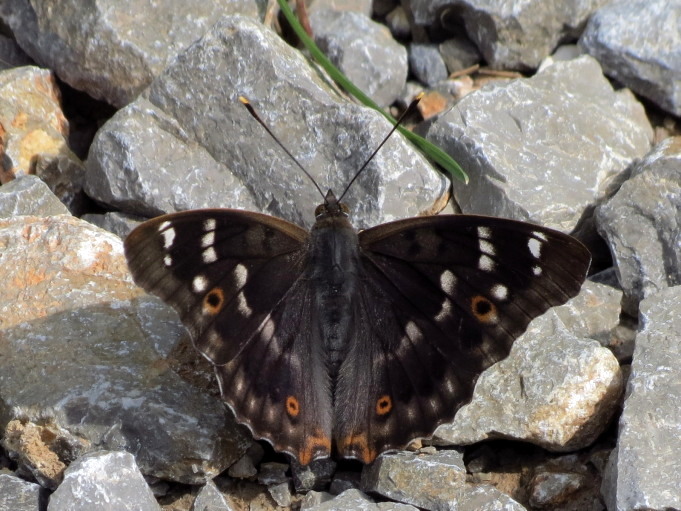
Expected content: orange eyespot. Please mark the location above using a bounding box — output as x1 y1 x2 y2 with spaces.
471 295 497 323
376 395 392 416
286 396 300 417
203 287 225 315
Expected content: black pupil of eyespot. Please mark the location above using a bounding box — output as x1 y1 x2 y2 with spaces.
476 299 491 314
207 293 220 306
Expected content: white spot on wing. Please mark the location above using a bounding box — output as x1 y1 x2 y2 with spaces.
163 255 172 267
440 270 456 296
479 254 495 271
479 239 495 256
405 321 421 340
435 298 452 323
478 226 492 239
491 284 509 301
533 265 543 276
201 231 215 248
528 238 542 259
192 275 208 293
236 292 252 316
234 264 248 289
161 227 175 249
204 218 216 232
158 221 171 232
203 247 217 263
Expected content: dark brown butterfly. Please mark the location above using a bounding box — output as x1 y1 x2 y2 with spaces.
124 99 591 465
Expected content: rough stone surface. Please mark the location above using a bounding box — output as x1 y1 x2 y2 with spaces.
0 175 70 217
309 0 373 17
602 286 681 511
595 137 681 307
361 451 524 510
408 43 448 87
81 211 144 238
580 0 681 116
0 215 249 485
439 36 481 74
310 9 407 107
0 473 45 511
410 0 609 69
422 55 653 232
434 311 623 452
47 451 161 511
304 488 418 510
84 16 447 229
192 480 235 511
0 33 33 70
0 0 259 107
552 279 623 349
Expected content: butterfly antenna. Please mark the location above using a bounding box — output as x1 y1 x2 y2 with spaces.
338 93 423 203
239 96 326 200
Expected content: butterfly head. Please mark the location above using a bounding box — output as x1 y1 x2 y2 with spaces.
315 190 350 220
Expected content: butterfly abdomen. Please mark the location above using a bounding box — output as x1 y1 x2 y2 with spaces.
307 215 362 377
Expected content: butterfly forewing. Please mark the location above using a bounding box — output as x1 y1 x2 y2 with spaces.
331 215 590 461
125 209 334 461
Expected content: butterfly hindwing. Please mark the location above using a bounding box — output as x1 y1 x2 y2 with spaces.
332 215 590 461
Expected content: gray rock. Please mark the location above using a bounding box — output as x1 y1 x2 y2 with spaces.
434 311 623 452
0 0 259 107
84 16 446 229
305 488 418 511
528 455 600 509
595 137 681 309
192 480 235 511
0 215 250 485
410 0 609 70
309 0 373 17
439 37 480 74
310 9 408 107
268 481 293 508
361 451 524 510
552 279 623 349
422 55 653 232
292 458 337 493
580 0 681 116
0 473 45 511
226 443 263 479
408 43 448 87
47 451 160 511
81 211 145 238
0 34 33 70
602 286 681 511
0 175 70 217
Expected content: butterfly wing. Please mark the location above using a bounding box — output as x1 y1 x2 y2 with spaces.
333 215 591 462
124 210 333 462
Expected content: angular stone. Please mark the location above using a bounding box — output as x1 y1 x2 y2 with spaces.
0 34 33 71
81 211 144 238
602 286 681 511
192 480 235 511
0 0 259 107
310 9 407 107
47 451 160 511
580 0 681 116
0 473 45 511
408 43 448 87
0 175 70 217
0 215 249 485
422 55 653 232
305 488 418 511
434 311 623 452
439 37 480 74
309 0 373 17
595 137 681 306
84 16 446 229
410 0 609 69
361 451 524 510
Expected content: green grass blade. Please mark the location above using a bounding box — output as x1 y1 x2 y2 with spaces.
276 0 468 184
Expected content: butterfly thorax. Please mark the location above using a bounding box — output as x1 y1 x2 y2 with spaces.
308 191 360 379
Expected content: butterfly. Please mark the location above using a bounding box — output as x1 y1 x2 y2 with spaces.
124 99 591 465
